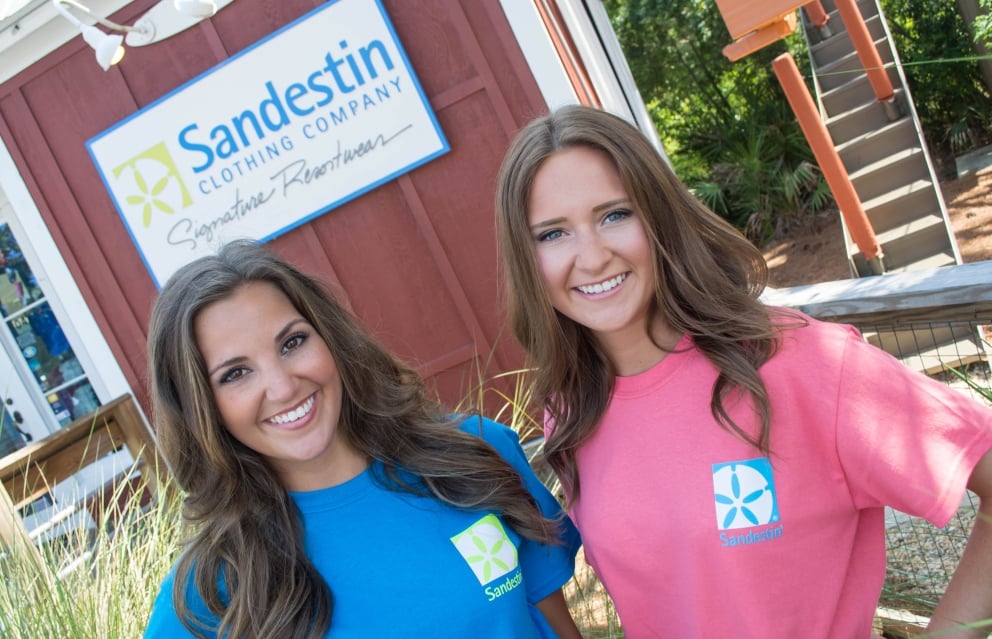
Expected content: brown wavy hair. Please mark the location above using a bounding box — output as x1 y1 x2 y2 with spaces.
148 240 558 638
495 105 803 503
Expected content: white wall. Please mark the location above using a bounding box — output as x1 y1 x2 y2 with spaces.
498 0 667 159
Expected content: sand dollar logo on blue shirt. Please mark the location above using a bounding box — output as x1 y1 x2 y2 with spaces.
450 513 519 585
712 457 779 530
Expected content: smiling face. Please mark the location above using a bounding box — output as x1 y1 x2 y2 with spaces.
194 280 366 491
527 146 667 367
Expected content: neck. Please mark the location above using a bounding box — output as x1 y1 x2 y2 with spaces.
598 317 682 376
280 447 370 492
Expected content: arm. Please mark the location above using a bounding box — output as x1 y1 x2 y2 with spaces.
535 589 583 639
926 449 992 638
469 419 583 637
143 573 199 639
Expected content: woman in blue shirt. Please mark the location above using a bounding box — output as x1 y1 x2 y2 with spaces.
143 240 581 638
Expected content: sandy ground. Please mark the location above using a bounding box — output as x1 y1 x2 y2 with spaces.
762 170 992 288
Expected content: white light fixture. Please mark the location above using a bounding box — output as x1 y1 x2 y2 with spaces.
52 0 150 70
79 23 125 70
174 0 217 19
51 0 232 71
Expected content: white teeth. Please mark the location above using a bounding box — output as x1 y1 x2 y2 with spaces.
577 273 627 295
269 396 314 425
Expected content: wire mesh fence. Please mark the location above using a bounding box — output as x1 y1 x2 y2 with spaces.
763 261 992 634
848 317 991 619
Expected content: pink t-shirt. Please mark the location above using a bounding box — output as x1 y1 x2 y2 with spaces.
551 316 992 638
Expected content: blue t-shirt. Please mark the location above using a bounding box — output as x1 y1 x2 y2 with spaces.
143 417 580 638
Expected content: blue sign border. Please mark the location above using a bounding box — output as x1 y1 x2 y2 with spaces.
86 0 449 288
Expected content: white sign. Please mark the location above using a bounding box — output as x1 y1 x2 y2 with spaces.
87 0 448 287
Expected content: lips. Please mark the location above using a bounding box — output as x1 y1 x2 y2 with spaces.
576 272 628 295
265 394 315 427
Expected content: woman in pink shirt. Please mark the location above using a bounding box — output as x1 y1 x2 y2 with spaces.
495 104 992 638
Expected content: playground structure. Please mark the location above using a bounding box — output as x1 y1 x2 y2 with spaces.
716 0 960 277
716 0 977 373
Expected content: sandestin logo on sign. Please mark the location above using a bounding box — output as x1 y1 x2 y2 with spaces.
177 38 395 174
112 142 193 228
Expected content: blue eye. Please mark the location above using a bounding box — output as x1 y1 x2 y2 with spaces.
536 229 565 243
603 209 633 224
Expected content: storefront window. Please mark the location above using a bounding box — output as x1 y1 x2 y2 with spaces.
0 405 29 457
0 223 101 426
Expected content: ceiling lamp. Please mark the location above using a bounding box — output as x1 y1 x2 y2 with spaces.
51 0 151 70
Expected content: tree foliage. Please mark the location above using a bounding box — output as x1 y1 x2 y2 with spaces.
604 0 830 242
881 0 992 165
969 0 992 49
605 1 992 238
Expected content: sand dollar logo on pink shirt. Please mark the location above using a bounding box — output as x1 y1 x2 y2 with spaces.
712 458 779 530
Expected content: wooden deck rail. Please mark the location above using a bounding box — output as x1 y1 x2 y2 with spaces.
0 393 168 557
761 260 992 325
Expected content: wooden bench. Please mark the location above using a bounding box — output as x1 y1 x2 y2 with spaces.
0 394 169 559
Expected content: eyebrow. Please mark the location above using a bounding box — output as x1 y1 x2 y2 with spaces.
206 317 308 377
528 198 632 231
594 198 632 212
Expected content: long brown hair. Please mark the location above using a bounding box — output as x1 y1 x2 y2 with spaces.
495 105 803 502
148 240 557 638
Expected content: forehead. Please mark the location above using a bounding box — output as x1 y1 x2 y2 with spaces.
194 281 298 349
526 146 626 219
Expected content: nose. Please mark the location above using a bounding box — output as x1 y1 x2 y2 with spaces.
575 229 612 272
263 363 297 402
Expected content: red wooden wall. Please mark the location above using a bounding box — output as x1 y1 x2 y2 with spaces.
0 0 555 417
